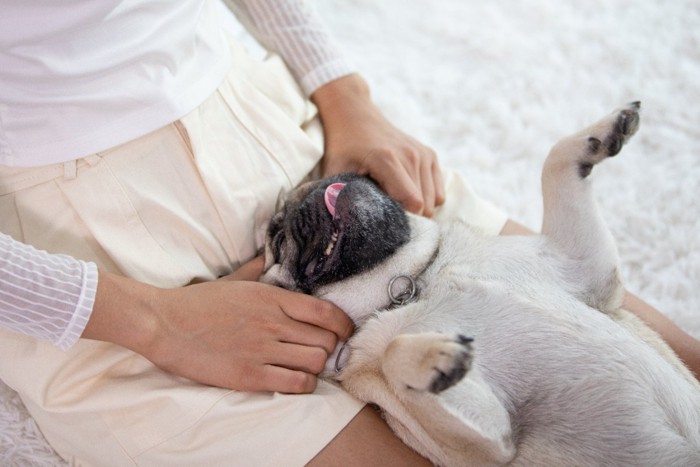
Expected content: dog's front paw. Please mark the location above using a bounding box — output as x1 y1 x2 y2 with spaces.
382 332 474 394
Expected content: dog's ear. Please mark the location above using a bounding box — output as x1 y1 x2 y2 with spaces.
274 187 287 212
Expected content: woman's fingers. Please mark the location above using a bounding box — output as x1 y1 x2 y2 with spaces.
278 290 354 342
257 365 319 394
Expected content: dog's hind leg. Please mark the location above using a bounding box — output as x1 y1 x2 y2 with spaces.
540 103 640 312
380 332 515 466
337 311 515 466
340 364 514 467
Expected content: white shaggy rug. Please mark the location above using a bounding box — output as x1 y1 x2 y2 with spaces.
2 0 698 464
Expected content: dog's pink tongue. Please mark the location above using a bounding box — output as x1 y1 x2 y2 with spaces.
324 183 346 217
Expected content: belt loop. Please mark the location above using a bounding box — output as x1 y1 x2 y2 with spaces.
84 154 101 167
63 160 77 180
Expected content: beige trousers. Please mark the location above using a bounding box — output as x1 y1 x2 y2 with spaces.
0 40 506 466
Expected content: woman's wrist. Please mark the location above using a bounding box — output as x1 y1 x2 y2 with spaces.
81 269 163 357
311 73 373 124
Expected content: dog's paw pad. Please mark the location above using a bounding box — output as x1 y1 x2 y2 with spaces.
599 102 640 156
617 103 640 136
575 102 641 178
383 332 474 394
428 334 474 393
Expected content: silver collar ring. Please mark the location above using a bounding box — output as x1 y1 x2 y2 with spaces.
388 274 417 306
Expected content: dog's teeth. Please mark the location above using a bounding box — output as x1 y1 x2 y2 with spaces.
324 230 339 256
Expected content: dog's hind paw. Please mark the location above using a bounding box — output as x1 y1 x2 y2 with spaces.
577 102 640 178
547 102 641 179
382 332 474 394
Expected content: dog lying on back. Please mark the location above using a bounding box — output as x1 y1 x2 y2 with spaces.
261 103 700 466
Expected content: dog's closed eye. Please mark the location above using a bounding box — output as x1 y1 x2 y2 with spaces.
272 230 286 263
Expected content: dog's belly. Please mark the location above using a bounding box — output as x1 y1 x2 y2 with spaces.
409 238 700 463
426 284 699 464
325 224 699 464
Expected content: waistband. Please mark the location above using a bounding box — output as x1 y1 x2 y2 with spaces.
0 155 102 196
0 120 192 197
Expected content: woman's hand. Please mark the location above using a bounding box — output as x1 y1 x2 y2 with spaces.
312 74 445 216
82 257 353 393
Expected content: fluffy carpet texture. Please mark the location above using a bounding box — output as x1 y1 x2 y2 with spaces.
2 1 698 464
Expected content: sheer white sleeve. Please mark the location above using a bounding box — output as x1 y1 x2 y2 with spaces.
0 233 98 351
224 0 356 95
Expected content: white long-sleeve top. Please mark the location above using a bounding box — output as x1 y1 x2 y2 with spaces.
0 0 354 349
0 233 97 350
0 0 354 167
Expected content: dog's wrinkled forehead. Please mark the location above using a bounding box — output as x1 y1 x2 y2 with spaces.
284 179 324 206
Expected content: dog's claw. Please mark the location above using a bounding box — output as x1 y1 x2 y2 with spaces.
458 334 474 345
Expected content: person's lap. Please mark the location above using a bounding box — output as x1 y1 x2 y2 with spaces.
0 40 507 465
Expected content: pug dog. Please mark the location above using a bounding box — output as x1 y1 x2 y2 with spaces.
261 103 700 466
